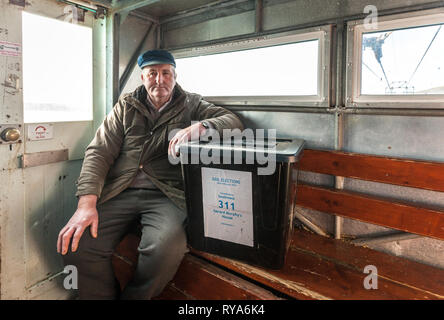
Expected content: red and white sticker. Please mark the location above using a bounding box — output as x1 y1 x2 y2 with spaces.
28 124 53 141
0 41 21 57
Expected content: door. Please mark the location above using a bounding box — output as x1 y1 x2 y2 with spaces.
0 0 106 299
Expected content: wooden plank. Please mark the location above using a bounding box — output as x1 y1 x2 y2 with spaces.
22 149 68 168
296 183 444 240
191 246 442 300
112 234 279 300
153 284 193 300
290 229 444 298
156 255 280 300
298 149 444 192
112 233 140 290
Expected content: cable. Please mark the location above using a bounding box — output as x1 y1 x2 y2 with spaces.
407 25 442 85
362 61 382 81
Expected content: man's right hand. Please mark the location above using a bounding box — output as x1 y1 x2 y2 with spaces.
57 195 99 255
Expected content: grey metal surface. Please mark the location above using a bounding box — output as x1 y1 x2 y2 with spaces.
161 0 254 32
119 19 155 92
263 0 443 31
118 14 154 80
137 0 219 18
106 13 121 111
343 114 444 161
163 10 255 48
112 0 161 13
25 160 82 296
235 110 336 149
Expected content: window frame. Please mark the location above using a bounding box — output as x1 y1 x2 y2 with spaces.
171 25 332 107
346 8 444 109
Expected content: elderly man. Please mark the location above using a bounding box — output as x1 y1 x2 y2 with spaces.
57 49 244 299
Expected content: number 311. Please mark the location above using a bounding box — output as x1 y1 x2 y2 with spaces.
219 201 234 210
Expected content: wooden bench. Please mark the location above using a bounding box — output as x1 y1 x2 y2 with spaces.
112 149 444 300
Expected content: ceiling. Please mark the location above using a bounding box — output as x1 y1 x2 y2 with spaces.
136 0 218 18
90 0 224 19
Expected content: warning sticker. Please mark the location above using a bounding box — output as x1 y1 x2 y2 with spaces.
0 41 21 57
28 124 54 141
201 167 254 247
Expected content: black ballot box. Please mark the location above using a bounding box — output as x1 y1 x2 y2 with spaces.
179 137 305 269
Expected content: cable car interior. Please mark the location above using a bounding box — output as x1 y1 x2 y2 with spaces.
0 0 443 300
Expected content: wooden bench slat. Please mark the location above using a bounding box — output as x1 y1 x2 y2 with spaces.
191 249 441 300
299 149 444 192
191 229 444 300
290 229 444 297
296 183 444 240
112 233 140 290
153 284 192 300
190 248 325 300
112 234 280 300
156 255 280 300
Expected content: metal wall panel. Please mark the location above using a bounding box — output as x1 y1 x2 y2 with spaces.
24 160 81 298
120 19 157 95
343 114 444 161
163 10 255 48
263 0 438 31
235 110 336 149
119 14 153 79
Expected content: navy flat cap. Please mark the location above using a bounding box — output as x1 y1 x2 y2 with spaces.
137 49 176 69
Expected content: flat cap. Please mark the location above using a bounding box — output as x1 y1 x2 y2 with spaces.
137 49 176 69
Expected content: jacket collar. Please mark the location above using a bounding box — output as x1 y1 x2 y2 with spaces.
125 84 187 127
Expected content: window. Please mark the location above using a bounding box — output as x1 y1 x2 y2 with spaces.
173 27 331 107
22 11 93 123
347 9 444 107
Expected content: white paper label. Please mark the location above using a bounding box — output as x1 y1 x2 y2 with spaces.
28 123 54 141
201 167 254 247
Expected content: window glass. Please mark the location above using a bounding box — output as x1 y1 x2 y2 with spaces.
175 40 319 96
22 11 93 123
361 24 444 95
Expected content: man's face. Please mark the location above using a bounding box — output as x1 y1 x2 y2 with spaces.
141 64 176 104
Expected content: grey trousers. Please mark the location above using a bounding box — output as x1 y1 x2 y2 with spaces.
63 188 188 300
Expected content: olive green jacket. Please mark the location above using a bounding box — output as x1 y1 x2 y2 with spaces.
76 84 244 210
